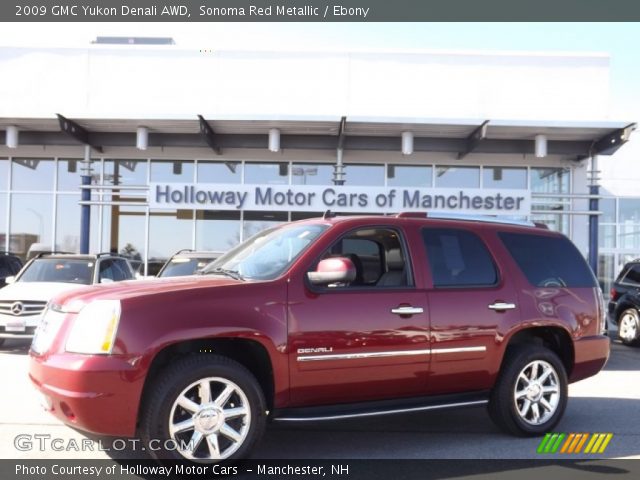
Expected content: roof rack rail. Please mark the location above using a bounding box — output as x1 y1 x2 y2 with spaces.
96 252 121 258
34 251 73 259
397 212 537 227
0 251 18 256
174 248 195 255
323 210 337 219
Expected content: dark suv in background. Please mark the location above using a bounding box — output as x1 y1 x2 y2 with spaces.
609 259 640 346
0 253 23 289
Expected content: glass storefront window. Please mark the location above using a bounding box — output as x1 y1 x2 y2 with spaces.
598 253 615 294
102 205 146 262
343 164 384 186
619 224 640 250
57 159 87 191
244 163 289 185
530 168 570 193
0 159 8 190
149 209 194 260
55 195 80 253
619 198 640 224
599 225 616 249
435 166 480 188
9 193 53 260
483 167 527 189
0 193 6 251
104 159 148 186
195 210 241 252
387 165 432 187
11 158 54 191
151 160 194 183
243 211 288 239
197 161 241 183
291 164 334 185
600 198 616 223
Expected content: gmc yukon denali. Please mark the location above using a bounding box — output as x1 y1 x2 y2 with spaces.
29 213 610 461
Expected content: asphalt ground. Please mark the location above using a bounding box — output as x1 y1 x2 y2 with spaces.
0 332 638 462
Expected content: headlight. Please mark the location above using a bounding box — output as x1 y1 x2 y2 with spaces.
65 300 121 354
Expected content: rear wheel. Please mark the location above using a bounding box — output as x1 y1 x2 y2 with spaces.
489 345 568 436
618 308 640 346
140 355 266 462
0 339 5 348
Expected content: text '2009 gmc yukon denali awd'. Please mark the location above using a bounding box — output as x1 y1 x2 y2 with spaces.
29 213 609 462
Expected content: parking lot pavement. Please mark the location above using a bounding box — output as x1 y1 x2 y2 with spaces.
1 337 639 460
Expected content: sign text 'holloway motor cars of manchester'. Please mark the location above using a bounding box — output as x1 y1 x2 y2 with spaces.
149 183 532 215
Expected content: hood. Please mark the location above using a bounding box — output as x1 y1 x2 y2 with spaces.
0 281 91 302
51 274 246 306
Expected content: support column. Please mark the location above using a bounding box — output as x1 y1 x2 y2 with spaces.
80 145 92 254
588 155 599 276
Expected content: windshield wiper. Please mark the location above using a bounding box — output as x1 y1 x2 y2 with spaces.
200 267 245 281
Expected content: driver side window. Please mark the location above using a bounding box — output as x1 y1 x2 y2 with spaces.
316 228 412 289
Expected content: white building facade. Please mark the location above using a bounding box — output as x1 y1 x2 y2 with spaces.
0 45 635 290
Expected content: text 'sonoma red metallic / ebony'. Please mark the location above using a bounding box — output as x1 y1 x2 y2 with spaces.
29 213 610 462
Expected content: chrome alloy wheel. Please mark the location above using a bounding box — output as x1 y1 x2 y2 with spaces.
619 311 639 343
513 360 560 426
169 377 251 461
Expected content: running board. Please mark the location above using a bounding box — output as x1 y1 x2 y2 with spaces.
272 391 489 422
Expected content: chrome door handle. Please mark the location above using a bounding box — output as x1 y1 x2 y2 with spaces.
488 302 516 311
391 306 424 315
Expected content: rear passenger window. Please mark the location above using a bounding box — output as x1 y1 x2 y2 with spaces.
499 232 597 288
422 228 497 287
621 265 640 286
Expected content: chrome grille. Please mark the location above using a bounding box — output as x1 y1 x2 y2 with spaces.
0 300 48 317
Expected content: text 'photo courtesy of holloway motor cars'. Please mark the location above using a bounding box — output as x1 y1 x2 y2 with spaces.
28 212 610 462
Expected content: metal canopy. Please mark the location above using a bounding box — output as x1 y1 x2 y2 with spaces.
1 116 635 158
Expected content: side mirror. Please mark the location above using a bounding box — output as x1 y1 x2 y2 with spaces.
307 257 356 286
100 278 114 284
5 276 15 285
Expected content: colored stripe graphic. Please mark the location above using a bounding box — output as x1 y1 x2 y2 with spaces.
538 433 613 454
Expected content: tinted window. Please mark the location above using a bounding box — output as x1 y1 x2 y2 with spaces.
499 232 596 288
113 259 133 281
99 260 115 281
422 229 497 287
621 265 640 286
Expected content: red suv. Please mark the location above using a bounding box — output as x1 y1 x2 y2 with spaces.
29 213 609 462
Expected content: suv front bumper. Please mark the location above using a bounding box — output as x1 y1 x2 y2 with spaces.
29 351 144 437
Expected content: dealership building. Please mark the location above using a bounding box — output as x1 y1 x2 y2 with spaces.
0 43 637 291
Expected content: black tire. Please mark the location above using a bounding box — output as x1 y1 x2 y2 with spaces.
139 354 266 462
617 308 640 346
488 345 568 436
0 339 5 348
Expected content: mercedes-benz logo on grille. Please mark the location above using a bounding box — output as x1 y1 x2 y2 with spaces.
10 302 24 316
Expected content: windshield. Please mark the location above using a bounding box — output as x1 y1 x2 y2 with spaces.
159 257 216 278
19 259 94 284
203 223 328 280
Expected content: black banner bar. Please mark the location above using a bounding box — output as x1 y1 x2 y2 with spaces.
4 459 640 480
3 0 640 22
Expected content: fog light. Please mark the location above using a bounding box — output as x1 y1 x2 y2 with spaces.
60 402 75 420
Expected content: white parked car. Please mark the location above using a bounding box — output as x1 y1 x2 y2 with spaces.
0 253 135 347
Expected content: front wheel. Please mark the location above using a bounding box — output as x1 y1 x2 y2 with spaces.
618 308 640 346
139 355 266 462
489 345 568 436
